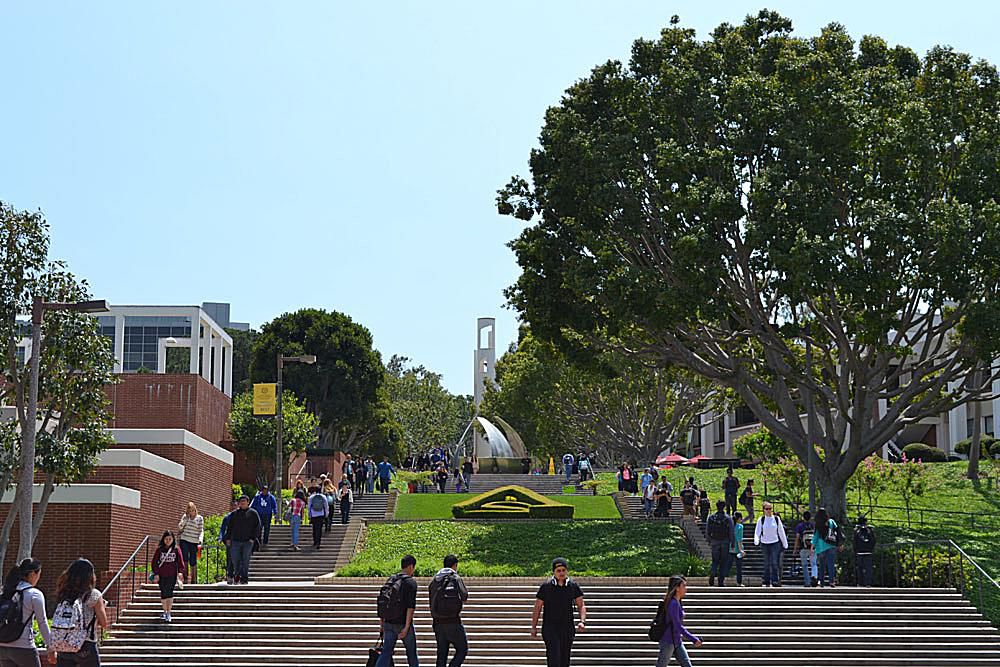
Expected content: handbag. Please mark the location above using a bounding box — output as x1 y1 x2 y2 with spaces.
367 636 394 667
647 601 667 642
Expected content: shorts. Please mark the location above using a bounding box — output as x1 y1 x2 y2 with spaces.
158 575 177 599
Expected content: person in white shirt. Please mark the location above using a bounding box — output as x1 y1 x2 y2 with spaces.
0 558 52 667
753 502 788 587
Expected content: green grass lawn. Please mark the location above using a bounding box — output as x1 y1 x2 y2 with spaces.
339 520 705 577
393 493 620 519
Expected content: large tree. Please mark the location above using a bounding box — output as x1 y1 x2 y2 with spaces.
385 355 471 457
1 204 116 562
250 308 386 452
499 12 1000 518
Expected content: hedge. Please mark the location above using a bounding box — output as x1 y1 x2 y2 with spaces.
953 436 1000 459
901 443 948 463
452 485 574 519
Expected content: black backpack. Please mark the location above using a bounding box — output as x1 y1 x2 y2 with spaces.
432 574 464 618
707 512 728 541
647 600 667 642
855 525 874 550
377 574 409 620
831 520 845 547
0 588 33 643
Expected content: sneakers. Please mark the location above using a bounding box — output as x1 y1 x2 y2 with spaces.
226 577 234 585
164 612 171 623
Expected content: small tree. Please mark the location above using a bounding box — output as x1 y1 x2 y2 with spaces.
851 455 892 518
889 454 927 526
734 427 789 462
228 390 319 488
759 456 809 513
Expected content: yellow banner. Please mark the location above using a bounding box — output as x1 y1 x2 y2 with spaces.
253 383 277 415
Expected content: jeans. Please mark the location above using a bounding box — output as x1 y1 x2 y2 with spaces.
643 498 654 516
55 641 99 667
564 467 572 483
0 646 41 667
433 622 468 667
290 514 301 545
856 553 874 587
341 500 351 524
260 515 272 544
656 641 693 667
378 621 419 667
379 477 391 493
224 543 233 579
541 626 574 667
761 541 782 586
724 492 737 515
231 540 253 583
727 552 743 585
799 550 815 586
311 516 325 546
818 548 837 586
179 539 198 575
367 477 375 493
710 543 730 585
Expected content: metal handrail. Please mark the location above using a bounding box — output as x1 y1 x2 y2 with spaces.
100 535 150 625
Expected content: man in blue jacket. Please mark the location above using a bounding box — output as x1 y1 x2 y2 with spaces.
376 457 396 493
250 485 278 546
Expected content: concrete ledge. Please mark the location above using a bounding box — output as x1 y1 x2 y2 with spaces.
1 484 142 509
98 448 185 481
316 575 710 585
108 428 234 465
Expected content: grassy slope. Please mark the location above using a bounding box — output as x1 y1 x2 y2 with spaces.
393 493 620 520
340 520 705 577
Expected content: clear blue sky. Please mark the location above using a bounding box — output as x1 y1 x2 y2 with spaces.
3 1 998 394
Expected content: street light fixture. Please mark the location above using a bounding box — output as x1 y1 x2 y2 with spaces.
17 297 109 560
275 353 317 515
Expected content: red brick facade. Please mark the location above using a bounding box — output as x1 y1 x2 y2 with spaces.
105 374 232 444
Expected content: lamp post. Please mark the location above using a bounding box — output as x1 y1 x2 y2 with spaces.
18 297 109 560
805 323 817 514
275 354 316 517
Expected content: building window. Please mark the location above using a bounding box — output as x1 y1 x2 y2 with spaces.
967 418 974 439
734 405 757 427
714 416 725 444
689 421 702 456
15 345 26 367
122 316 192 372
986 416 995 437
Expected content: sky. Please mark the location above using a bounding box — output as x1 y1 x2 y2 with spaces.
3 1 1000 394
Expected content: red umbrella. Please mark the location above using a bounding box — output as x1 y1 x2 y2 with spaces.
655 452 689 466
685 455 708 465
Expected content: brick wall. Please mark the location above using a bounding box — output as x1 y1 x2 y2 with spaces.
105 374 232 444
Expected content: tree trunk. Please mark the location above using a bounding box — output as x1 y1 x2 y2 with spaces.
0 497 19 568
817 475 849 523
968 364 983 480
30 475 56 546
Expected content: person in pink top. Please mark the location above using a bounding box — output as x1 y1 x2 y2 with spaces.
288 491 306 551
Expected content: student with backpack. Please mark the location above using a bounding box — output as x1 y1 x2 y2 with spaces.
376 555 420 667
649 574 701 667
249 485 278 546
812 508 839 587
150 531 186 623
853 516 877 587
793 511 816 588
51 558 108 667
706 501 735 587
697 489 711 524
429 554 469 667
0 558 52 667
562 452 574 483
753 502 788 587
722 469 740 515
307 488 330 549
532 558 586 667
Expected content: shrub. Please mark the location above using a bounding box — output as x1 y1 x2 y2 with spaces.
953 436 999 459
452 485 574 519
901 443 947 463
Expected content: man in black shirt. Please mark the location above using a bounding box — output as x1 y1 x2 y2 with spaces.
532 557 586 667
377 554 420 667
222 495 261 585
722 468 741 515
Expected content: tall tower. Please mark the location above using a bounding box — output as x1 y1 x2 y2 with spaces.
473 318 496 457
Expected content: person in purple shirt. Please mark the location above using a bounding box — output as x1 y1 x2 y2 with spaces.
656 574 702 667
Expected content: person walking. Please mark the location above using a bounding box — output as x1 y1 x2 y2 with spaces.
51 558 109 667
377 457 396 493
223 495 262 585
722 469 740 515
307 487 330 549
812 508 839 587
562 452 575 484
376 555 419 667
793 511 816 588
249 485 278 547
288 491 306 551
461 458 474 492
753 502 788 587
219 499 238 584
697 489 711 525
176 502 203 585
436 465 449 494
339 482 354 525
577 456 592 482
293 479 308 500
325 479 340 533
652 575 702 667
653 480 672 518
366 457 377 494
853 516 877 587
640 467 655 496
0 558 53 667
740 480 756 523
429 555 469 667
679 481 697 519
532 558 586 667
642 478 657 518
728 512 746 586
151 531 185 623
706 500 735 587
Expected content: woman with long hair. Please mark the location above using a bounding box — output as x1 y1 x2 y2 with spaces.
654 575 701 667
812 507 838 587
151 531 186 623
177 502 203 584
53 558 108 666
288 490 306 551
0 558 52 667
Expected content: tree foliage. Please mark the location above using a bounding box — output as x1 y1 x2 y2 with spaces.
225 327 258 395
250 308 386 453
733 426 789 462
385 355 471 457
228 390 319 487
499 11 1000 518
759 455 809 512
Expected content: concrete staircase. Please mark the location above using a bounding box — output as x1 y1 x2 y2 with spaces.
464 474 565 495
100 582 1000 666
248 523 361 582
326 492 390 519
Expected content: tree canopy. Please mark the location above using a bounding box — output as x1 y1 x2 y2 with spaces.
228 389 320 487
499 11 1000 517
384 355 471 457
